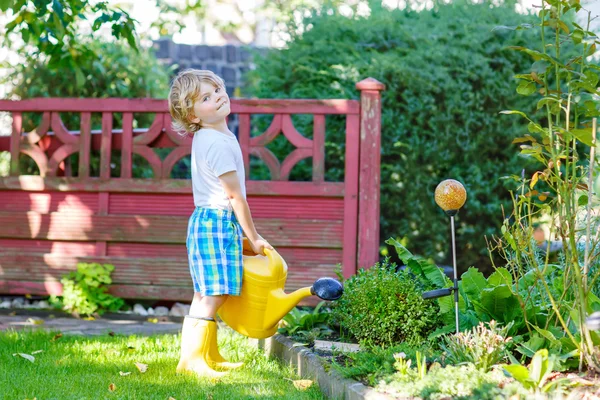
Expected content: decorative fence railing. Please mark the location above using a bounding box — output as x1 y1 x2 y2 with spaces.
0 78 384 301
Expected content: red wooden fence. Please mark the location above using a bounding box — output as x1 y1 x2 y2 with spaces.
0 78 384 301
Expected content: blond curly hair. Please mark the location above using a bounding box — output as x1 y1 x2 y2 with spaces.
168 69 225 134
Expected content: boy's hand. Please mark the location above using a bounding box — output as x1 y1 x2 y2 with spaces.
250 235 273 256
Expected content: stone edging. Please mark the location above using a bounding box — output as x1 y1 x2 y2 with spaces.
256 334 397 400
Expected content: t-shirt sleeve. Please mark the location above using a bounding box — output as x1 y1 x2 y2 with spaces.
206 141 237 177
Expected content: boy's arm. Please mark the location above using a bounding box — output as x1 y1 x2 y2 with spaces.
219 170 273 254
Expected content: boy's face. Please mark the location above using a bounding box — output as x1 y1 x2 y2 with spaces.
190 81 230 125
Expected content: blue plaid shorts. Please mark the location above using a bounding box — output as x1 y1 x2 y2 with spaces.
186 207 243 296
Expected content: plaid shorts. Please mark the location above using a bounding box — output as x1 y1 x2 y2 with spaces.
186 207 243 296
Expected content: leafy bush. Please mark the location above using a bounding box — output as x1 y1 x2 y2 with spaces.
441 320 512 371
331 258 441 348
50 262 125 316
246 1 539 273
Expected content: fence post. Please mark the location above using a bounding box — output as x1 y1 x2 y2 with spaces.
356 77 385 269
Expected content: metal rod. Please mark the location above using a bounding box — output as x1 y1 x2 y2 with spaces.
451 215 459 334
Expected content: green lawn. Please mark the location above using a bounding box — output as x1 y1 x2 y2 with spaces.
0 328 324 400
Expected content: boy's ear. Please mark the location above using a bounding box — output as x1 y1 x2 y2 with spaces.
189 114 201 124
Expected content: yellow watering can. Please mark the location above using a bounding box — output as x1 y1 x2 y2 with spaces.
218 239 343 339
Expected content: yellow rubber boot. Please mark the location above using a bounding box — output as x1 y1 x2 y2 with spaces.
176 317 227 379
207 321 244 370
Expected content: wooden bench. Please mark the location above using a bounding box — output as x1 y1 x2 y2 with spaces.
0 78 384 301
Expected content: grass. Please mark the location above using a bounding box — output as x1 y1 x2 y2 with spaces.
0 328 325 400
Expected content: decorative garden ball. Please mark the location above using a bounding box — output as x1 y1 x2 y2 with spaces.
434 179 467 216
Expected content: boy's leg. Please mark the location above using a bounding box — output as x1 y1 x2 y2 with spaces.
189 293 228 319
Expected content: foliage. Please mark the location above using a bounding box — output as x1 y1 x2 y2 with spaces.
278 302 334 344
246 1 540 273
332 341 440 385
6 38 172 178
2 0 138 88
10 40 170 101
502 349 569 394
50 262 125 316
488 0 600 371
331 256 441 348
441 320 513 372
376 361 512 400
390 236 599 369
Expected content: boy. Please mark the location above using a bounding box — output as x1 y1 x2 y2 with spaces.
168 69 272 378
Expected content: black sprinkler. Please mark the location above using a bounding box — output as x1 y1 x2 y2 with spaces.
311 277 344 301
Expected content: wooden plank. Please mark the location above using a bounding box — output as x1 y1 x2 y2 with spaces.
0 176 345 196
0 98 360 114
343 114 360 278
0 239 97 255
0 211 344 247
312 115 325 182
0 280 192 300
121 112 133 179
0 191 98 214
100 113 113 179
0 280 63 296
356 78 385 269
231 99 360 115
0 98 170 113
78 112 91 178
108 194 345 219
10 112 21 176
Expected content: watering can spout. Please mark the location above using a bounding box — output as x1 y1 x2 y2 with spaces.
264 278 343 331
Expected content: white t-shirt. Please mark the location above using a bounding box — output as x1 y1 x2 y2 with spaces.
191 128 246 210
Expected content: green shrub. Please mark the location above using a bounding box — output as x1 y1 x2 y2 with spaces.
331 259 440 348
50 262 125 316
246 1 539 273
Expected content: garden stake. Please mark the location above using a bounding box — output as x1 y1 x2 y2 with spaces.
422 179 467 334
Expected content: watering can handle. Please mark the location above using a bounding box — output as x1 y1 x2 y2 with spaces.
263 247 285 278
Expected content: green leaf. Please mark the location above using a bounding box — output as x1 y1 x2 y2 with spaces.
571 128 594 146
536 97 561 110
503 364 532 385
461 267 487 300
52 0 64 21
517 81 537 96
499 110 534 124
479 284 514 319
531 60 549 74
572 29 584 44
508 46 565 68
529 349 549 386
0 0 10 12
584 70 599 87
532 326 557 343
488 268 512 286
386 238 413 264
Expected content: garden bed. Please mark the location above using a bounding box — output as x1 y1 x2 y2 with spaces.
262 334 600 400
259 334 398 400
